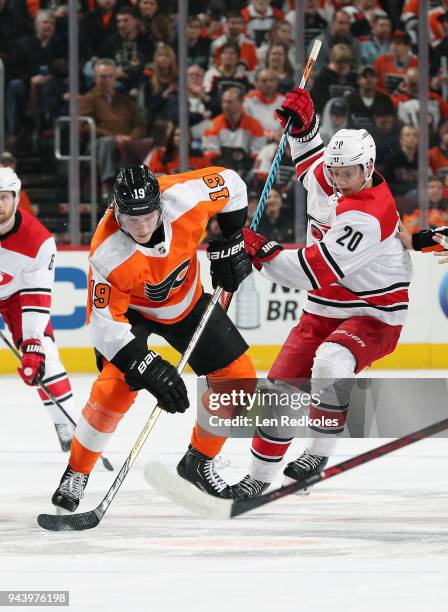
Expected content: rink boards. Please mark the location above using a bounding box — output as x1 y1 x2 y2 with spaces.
1 248 447 372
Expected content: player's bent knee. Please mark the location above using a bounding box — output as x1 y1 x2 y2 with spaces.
312 342 357 379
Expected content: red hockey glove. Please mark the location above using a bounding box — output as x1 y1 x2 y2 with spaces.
275 87 316 138
18 338 45 386
243 228 283 271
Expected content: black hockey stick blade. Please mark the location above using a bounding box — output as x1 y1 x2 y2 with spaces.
145 416 448 519
37 507 103 531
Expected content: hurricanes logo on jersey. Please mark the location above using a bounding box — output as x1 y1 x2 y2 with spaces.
144 259 190 302
0 271 13 286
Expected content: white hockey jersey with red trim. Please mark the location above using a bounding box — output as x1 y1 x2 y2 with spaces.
260 131 412 326
0 210 56 340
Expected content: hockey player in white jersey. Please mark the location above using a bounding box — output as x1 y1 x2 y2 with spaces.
0 167 77 451
226 87 412 499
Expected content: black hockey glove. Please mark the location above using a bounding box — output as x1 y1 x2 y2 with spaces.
412 226 448 252
124 350 189 414
207 230 252 292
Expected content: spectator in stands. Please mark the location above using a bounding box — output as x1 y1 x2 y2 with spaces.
138 0 173 45
185 65 212 140
285 0 328 51
346 64 394 130
5 9 66 139
0 151 36 216
392 66 448 139
98 5 154 95
320 97 350 145
429 120 448 184
38 57 70 125
79 0 119 62
373 29 418 94
402 175 448 233
203 42 250 111
308 9 362 74
79 58 147 199
257 187 294 243
241 0 285 48
177 14 211 70
381 124 419 198
311 43 357 116
210 11 257 74
265 42 294 94
370 104 401 168
360 13 392 65
252 130 294 190
430 12 448 93
243 68 283 136
144 43 178 122
203 86 266 172
144 126 205 175
257 20 295 71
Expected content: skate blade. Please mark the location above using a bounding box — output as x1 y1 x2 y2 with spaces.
282 476 311 496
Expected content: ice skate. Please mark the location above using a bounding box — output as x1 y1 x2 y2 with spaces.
51 466 89 513
283 451 328 494
230 474 269 500
177 446 232 499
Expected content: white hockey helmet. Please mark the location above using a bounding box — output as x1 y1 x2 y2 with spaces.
0 167 21 208
324 129 376 182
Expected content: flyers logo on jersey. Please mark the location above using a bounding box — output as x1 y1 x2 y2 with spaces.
0 271 13 285
144 259 190 302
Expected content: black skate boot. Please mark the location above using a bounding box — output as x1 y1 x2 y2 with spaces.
177 446 232 499
54 422 75 452
230 474 269 500
283 451 328 493
51 466 89 512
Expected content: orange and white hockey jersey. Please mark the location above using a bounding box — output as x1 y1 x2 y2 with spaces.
258 129 412 326
87 167 248 365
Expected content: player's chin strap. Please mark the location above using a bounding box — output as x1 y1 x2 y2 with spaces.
220 39 322 312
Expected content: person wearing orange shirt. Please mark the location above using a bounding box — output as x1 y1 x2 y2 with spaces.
373 29 418 93
49 164 257 512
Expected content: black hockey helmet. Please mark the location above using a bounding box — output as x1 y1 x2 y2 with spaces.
113 165 161 216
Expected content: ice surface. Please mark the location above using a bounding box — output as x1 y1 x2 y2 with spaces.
1 372 448 612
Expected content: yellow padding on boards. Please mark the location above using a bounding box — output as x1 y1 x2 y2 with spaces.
1 345 448 374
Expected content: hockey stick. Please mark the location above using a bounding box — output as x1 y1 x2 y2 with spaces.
0 329 113 471
220 39 322 312
144 415 448 519
37 289 224 531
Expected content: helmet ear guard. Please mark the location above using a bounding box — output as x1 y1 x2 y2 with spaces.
324 129 376 183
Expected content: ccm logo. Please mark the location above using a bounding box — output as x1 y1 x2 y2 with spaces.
137 350 159 375
261 241 277 254
209 240 244 260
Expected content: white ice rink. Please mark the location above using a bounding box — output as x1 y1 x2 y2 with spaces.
1 371 448 612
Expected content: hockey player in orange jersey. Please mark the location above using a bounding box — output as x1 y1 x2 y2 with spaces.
50 164 256 512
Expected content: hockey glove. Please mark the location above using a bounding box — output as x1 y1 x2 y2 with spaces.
18 338 45 386
275 87 317 138
207 230 252 292
412 226 448 252
124 350 189 414
242 228 283 271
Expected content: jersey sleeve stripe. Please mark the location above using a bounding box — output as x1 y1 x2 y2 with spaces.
319 242 345 279
302 243 340 286
296 149 325 183
297 248 319 289
20 288 52 294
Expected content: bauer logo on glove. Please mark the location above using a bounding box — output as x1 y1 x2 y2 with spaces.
206 230 252 292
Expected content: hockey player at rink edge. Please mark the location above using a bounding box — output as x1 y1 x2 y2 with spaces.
0 168 77 451
50 164 257 513
223 86 414 500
